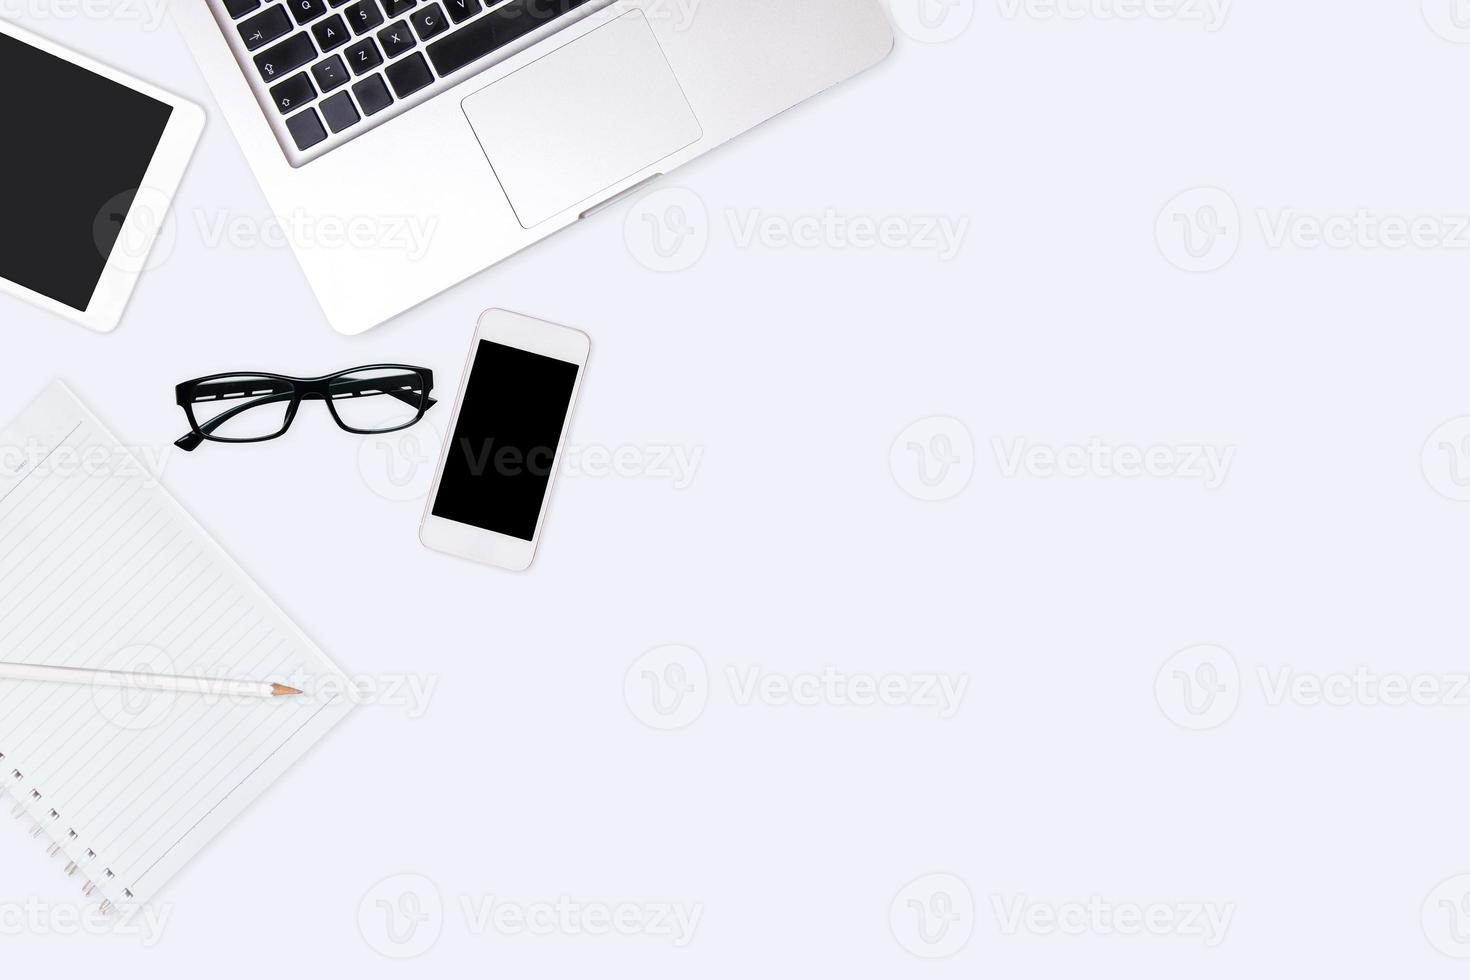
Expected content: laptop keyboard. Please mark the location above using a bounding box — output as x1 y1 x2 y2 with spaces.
213 0 597 163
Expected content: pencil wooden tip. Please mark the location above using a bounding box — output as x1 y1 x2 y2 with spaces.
271 684 303 697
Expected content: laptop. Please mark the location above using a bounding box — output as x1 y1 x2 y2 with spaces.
174 0 895 334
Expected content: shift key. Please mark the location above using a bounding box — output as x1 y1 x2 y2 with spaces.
254 32 318 82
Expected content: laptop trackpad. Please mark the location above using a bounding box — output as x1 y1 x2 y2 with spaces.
462 11 703 229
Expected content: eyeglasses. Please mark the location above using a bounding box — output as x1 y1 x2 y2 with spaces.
175 365 436 451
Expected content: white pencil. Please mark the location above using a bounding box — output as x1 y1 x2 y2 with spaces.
0 662 302 698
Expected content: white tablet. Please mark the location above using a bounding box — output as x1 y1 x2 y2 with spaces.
0 20 203 333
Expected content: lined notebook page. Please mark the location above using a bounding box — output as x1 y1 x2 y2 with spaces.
0 382 350 913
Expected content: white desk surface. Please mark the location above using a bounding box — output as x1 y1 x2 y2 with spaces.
7 2 1470 974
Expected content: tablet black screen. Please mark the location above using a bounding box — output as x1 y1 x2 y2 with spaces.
0 33 173 312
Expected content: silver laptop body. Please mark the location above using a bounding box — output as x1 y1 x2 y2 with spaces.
175 0 895 333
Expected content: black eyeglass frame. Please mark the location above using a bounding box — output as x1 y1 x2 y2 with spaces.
174 365 437 452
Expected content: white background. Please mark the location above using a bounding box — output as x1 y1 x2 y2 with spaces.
7 0 1470 973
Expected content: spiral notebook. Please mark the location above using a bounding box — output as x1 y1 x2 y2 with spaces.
0 381 351 915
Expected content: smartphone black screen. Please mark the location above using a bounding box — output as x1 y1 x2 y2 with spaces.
431 341 580 541
0 33 174 311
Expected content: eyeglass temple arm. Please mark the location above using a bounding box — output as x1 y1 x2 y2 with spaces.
316 375 437 417
327 374 432 407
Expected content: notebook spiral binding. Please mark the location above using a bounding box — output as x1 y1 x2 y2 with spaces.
0 752 134 916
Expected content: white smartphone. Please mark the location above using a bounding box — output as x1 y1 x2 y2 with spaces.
420 310 591 571
0 19 204 333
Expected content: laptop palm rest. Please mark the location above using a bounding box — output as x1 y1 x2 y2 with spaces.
462 11 703 229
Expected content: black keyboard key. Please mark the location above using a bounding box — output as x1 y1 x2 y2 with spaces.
345 0 383 33
425 0 583 78
438 0 479 21
320 91 361 132
224 0 261 18
254 32 317 82
377 20 417 57
286 107 328 149
425 12 496 75
239 5 292 48
443 0 480 23
311 54 351 91
329 0 352 6
380 0 415 15
410 3 448 40
287 0 329 24
352 74 394 115
269 71 316 113
384 51 433 97
312 13 350 48
489 0 588 43
345 37 384 74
